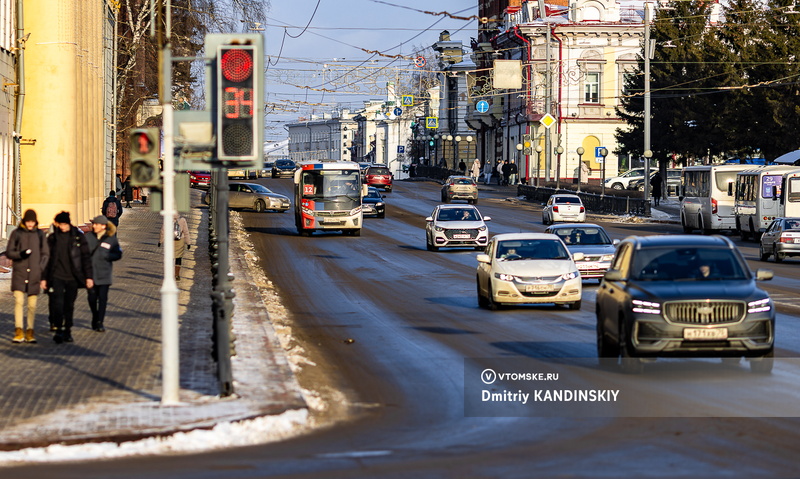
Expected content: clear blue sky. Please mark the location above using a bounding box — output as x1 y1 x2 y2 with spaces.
263 0 478 141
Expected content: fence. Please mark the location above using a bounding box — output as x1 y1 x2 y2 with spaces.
517 185 651 217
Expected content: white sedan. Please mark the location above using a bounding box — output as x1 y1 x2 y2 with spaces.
476 233 584 310
425 204 491 251
542 194 585 224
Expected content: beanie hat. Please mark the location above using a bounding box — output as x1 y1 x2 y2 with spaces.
109 190 116 196
54 211 71 224
91 215 109 225
22 209 37 223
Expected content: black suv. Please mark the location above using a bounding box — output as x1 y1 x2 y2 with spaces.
271 159 296 178
596 235 775 373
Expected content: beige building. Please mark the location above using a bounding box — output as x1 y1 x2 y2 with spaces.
9 0 116 234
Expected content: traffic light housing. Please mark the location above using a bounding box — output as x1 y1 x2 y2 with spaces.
522 134 532 155
129 128 161 186
212 34 263 165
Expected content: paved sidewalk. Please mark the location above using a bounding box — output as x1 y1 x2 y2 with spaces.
0 191 305 450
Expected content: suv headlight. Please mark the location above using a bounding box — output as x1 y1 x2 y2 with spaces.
494 273 516 281
747 297 771 313
434 225 445 232
632 299 661 314
561 271 578 281
601 254 614 261
478 225 487 231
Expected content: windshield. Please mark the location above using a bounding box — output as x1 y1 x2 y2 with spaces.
437 208 479 222
631 247 749 281
495 239 570 260
552 227 611 245
368 167 390 175
366 190 382 199
555 196 581 204
301 169 361 200
276 160 295 168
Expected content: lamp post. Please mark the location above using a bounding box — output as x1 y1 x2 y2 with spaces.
576 146 585 193
599 147 609 197
643 149 653 206
446 134 454 169
455 135 462 171
535 144 543 186
465 135 473 168
555 145 564 189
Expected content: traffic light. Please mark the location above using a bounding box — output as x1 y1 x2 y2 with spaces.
522 134 532 155
129 128 161 186
214 35 263 165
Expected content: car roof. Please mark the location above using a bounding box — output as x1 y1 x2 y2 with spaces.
624 234 735 249
547 223 604 230
437 204 478 210
491 233 561 241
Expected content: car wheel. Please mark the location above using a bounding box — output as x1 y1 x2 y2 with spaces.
596 314 619 367
759 244 770 261
351 229 361 237
750 349 774 374
612 183 623 190
775 251 784 263
255 200 266 213
568 300 581 310
377 212 385 218
298 229 311 237
477 277 489 308
619 319 643 374
473 198 478 205
487 283 502 311
474 246 484 251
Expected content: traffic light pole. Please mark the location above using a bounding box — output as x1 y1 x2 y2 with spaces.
158 3 180 406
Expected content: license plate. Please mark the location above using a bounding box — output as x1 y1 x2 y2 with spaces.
524 284 554 292
683 328 728 340
577 263 600 270
453 234 471 239
322 220 345 226
794 238 800 244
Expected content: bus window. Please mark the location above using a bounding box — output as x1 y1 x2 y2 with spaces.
789 177 800 202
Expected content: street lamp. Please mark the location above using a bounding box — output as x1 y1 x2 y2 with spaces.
535 144 543 187
555 145 564 189
446 135 454 169
643 149 653 206
576 146 585 193
599 147 609 197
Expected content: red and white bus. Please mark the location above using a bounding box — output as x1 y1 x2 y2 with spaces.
294 161 366 236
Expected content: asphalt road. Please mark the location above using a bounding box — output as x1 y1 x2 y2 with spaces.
11 179 800 478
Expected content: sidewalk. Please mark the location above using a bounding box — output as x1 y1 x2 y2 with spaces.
0 191 305 451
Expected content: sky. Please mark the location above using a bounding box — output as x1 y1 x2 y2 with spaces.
261 0 479 142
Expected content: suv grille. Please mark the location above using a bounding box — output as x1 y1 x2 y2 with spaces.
444 228 478 239
664 300 746 325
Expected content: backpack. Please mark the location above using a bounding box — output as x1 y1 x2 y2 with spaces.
173 220 182 240
106 200 118 219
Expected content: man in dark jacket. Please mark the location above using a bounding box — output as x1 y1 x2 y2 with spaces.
650 172 664 206
43 211 94 344
6 209 49 343
101 190 123 227
86 215 122 332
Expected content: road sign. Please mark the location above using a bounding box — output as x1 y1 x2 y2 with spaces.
402 95 414 106
394 107 403 116
414 56 426 68
595 146 607 162
397 145 405 153
476 100 489 113
540 113 556 129
426 117 438 129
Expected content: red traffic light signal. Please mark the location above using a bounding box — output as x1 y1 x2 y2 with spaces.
216 43 261 163
129 128 161 187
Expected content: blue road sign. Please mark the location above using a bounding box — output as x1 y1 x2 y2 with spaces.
394 107 403 116
397 145 405 153
476 100 489 113
402 95 414 106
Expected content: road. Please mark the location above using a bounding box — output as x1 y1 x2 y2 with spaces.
12 179 800 478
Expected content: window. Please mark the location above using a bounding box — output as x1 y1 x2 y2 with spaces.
584 73 600 103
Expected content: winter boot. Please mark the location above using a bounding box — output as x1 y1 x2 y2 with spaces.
24 329 36 343
12 328 24 343
175 265 181 281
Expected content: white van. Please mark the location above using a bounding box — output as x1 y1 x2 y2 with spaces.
680 164 750 234
734 165 798 240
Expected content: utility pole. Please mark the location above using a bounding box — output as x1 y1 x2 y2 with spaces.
545 22 552 182
643 2 653 206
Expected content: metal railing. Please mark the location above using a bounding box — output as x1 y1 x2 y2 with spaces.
517 185 651 217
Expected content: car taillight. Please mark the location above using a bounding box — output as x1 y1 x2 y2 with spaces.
780 235 794 243
580 206 585 213
711 197 718 214
553 206 559 212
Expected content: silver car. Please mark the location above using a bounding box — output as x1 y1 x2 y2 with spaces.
425 204 490 251
229 182 290 212
441 176 479 204
545 223 619 279
759 217 800 262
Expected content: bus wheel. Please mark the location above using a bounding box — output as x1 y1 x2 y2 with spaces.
681 215 692 234
699 215 711 235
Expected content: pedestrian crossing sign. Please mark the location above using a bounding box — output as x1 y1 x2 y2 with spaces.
426 117 438 129
402 95 414 107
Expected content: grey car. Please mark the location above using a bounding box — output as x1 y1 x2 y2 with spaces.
759 217 800 262
545 223 619 280
441 176 479 204
228 182 290 212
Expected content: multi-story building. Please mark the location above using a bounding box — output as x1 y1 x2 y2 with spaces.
287 110 357 163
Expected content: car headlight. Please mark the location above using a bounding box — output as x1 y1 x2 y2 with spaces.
350 206 362 216
632 299 661 314
561 271 578 281
376 202 384 207
601 254 614 261
494 273 516 281
747 297 772 313
434 226 444 232
301 206 314 216
478 225 487 231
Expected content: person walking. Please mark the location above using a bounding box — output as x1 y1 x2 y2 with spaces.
508 159 519 185
471 159 481 181
483 159 494 185
458 159 467 175
650 171 664 207
44 211 94 344
123 176 133 208
101 190 123 227
159 213 192 281
501 160 511 186
86 215 122 332
6 209 49 343
496 160 504 185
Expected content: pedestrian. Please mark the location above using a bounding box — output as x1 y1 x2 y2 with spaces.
508 159 519 185
115 174 124 198
159 213 192 281
141 186 150 206
483 159 493 185
101 190 123 227
44 211 94 344
123 175 133 208
6 209 49 343
86 215 122 332
650 171 664 207
496 160 504 185
458 159 467 175
501 160 511 186
471 159 481 181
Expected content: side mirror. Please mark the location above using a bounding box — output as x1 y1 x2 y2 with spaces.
604 270 625 281
572 252 585 261
476 254 491 264
612 239 620 245
755 269 774 281
425 216 433 222
483 216 492 221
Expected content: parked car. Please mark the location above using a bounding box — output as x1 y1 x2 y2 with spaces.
545 223 619 280
476 233 584 310
362 187 386 218
596 235 775 374
759 217 800 262
542 194 585 224
627 169 681 193
271 159 296 178
364 165 393 191
226 182 290 212
188 171 211 189
441 176 479 204
425 204 490 251
604 168 646 190
261 161 275 178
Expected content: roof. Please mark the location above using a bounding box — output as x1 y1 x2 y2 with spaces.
491 232 560 241
625 235 734 249
547 223 603 229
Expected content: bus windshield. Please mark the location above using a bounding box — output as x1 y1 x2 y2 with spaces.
301 169 361 201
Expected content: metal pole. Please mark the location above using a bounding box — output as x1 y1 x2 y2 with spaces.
213 172 234 396
158 0 180 405
643 2 652 205
545 25 552 182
